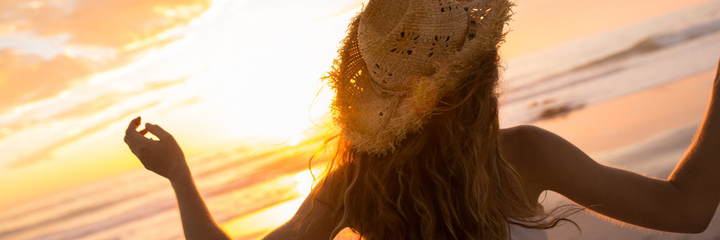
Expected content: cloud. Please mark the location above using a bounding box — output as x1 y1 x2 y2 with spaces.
0 0 211 115
0 49 91 112
7 100 163 169
0 0 211 169
0 77 190 141
142 77 188 92
0 0 211 48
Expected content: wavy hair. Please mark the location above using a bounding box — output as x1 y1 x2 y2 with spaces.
299 6 579 240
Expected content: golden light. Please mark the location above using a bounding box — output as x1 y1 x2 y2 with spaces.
222 197 306 237
288 134 305 147
222 169 321 237
293 169 316 196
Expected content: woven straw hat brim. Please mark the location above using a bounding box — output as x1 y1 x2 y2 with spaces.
329 0 513 155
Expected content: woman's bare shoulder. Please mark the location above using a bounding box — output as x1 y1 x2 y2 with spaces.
499 125 563 201
499 125 546 171
499 124 595 178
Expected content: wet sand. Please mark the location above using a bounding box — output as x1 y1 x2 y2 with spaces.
533 70 715 153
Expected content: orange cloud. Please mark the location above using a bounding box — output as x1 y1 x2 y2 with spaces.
0 49 91 111
0 0 210 48
0 0 211 114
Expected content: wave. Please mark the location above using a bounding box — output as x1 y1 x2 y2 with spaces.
586 19 720 69
501 15 720 108
499 14 720 126
503 0 720 93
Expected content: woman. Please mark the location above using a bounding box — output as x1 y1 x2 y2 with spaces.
123 0 720 239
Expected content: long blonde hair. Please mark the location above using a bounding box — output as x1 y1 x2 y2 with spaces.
301 6 577 240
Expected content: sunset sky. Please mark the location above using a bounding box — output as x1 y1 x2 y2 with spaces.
0 0 712 209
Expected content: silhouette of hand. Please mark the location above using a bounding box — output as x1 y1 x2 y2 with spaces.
124 116 188 180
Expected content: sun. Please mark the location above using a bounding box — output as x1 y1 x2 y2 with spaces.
293 169 316 196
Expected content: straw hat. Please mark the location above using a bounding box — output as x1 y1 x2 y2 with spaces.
327 0 513 155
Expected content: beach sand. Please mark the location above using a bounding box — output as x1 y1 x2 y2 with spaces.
533 70 715 153
531 70 720 239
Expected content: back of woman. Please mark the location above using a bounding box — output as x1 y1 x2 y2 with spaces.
307 0 569 238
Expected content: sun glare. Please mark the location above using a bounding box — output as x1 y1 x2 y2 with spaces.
293 169 316 196
222 169 322 237
288 134 304 146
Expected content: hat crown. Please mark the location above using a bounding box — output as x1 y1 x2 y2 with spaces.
358 0 468 92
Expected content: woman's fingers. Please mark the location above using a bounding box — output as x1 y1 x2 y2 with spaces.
144 123 173 141
125 117 153 143
126 116 141 133
122 120 187 179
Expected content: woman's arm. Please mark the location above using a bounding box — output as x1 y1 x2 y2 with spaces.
169 167 231 240
124 117 230 240
667 59 720 225
508 59 720 233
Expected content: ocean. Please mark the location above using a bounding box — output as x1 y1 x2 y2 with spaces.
500 1 720 126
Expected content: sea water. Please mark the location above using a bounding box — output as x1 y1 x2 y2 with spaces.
501 1 720 126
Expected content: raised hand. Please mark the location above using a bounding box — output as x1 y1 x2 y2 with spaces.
124 116 189 181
